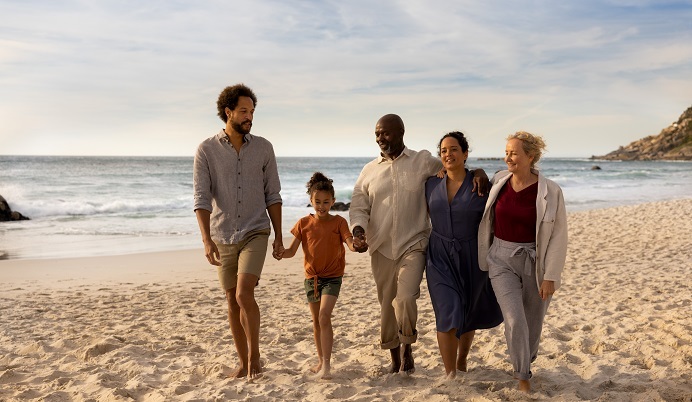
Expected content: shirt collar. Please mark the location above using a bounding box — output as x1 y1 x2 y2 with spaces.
216 129 253 144
378 146 411 163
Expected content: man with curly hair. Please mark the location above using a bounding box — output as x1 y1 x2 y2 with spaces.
193 83 283 380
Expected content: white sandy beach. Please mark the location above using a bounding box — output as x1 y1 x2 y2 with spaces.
1 199 691 401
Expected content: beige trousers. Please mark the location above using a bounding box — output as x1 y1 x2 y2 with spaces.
370 238 427 349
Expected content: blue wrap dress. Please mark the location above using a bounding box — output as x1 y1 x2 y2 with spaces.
425 171 503 337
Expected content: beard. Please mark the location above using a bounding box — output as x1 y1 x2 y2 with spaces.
231 120 252 135
378 140 403 157
379 142 392 154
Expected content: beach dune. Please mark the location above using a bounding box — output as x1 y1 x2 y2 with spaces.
1 199 691 401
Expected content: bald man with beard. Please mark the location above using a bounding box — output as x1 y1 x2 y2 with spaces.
350 114 488 374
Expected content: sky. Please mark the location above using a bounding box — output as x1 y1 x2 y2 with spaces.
1 0 691 158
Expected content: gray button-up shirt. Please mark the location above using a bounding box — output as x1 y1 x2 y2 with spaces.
193 130 282 244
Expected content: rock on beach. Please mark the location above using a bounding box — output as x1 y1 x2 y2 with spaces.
0 194 30 221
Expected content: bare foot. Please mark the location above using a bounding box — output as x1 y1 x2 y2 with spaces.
445 369 457 380
401 344 415 375
247 359 263 381
518 379 531 393
229 366 248 379
309 360 323 374
317 366 332 380
456 356 467 372
389 346 401 373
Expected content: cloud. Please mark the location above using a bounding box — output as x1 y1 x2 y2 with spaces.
0 0 690 157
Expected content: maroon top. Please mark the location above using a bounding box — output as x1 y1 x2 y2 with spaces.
493 181 538 243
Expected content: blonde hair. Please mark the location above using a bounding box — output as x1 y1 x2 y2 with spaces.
506 131 547 167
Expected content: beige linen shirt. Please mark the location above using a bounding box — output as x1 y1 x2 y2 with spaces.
350 147 442 260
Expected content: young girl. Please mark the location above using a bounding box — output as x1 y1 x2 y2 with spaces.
279 172 357 379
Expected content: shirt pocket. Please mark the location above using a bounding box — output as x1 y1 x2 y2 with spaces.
400 170 421 193
538 219 555 242
542 202 557 223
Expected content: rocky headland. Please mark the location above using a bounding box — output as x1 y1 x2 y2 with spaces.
592 105 692 161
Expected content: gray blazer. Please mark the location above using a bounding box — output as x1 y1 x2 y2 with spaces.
478 169 568 291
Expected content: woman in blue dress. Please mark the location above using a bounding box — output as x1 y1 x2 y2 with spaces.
425 131 503 378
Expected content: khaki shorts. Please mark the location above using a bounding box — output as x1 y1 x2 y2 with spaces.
216 229 270 290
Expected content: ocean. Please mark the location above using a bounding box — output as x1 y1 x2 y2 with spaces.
1 155 690 260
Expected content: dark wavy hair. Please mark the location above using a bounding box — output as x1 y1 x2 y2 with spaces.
437 131 469 156
306 172 335 197
216 84 258 122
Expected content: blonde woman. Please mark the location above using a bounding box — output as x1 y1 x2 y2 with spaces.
478 131 567 392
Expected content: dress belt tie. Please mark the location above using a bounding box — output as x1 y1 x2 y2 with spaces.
431 230 461 253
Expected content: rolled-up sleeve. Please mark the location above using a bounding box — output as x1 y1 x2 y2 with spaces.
193 146 213 213
263 143 282 207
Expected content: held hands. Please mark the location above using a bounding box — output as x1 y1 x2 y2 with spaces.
272 237 285 260
539 280 555 300
352 226 369 253
353 235 368 253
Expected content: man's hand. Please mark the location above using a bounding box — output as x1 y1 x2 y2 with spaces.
471 168 490 196
203 240 222 266
352 226 369 253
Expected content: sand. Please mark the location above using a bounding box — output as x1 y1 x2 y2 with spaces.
1 199 690 401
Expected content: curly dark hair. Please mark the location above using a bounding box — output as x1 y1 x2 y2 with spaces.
216 84 258 122
306 172 335 197
437 131 469 156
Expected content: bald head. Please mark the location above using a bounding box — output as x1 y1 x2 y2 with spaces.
377 114 405 133
375 114 406 159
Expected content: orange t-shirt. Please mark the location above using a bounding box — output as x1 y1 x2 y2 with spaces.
291 214 352 280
